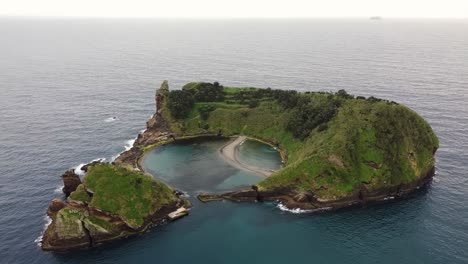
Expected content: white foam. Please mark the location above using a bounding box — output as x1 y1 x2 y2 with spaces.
74 163 86 176
111 137 138 162
125 139 136 151
34 215 52 247
276 202 332 214
383 196 395 201
104 116 118 122
111 154 119 162
74 158 106 176
53 185 64 194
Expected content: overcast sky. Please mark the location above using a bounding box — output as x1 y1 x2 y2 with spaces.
1 0 467 18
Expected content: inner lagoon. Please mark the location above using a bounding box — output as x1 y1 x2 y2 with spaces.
141 137 282 193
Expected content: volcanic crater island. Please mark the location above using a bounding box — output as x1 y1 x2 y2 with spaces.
40 81 439 250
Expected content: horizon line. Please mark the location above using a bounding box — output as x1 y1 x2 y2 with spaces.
1 15 468 20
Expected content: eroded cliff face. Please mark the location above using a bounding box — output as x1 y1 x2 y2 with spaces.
198 166 435 210
42 207 91 250
113 82 174 169
42 199 186 251
61 170 81 196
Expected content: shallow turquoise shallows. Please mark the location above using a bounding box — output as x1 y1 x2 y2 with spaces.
141 137 280 193
236 139 283 172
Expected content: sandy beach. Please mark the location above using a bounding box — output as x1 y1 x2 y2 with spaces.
218 136 274 177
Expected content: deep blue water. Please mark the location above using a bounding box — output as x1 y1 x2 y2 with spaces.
0 18 467 263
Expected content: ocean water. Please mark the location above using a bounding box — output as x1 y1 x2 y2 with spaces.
0 18 467 263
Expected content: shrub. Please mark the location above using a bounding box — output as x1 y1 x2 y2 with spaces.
167 90 195 119
286 97 338 139
248 100 259 108
183 82 224 102
335 89 354 99
198 105 216 120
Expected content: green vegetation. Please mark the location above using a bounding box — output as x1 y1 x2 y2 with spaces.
162 82 439 199
54 208 88 240
83 163 178 228
166 90 195 119
198 104 216 120
68 184 91 203
84 215 120 235
182 82 225 102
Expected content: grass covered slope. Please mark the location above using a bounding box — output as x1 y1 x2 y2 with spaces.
163 82 438 201
259 99 438 199
83 164 177 228
43 164 183 250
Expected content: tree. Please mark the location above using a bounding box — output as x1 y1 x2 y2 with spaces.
183 82 224 102
248 100 259 108
198 105 216 120
167 90 195 119
286 97 337 139
335 89 354 99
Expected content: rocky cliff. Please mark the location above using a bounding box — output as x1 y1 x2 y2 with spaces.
41 163 188 251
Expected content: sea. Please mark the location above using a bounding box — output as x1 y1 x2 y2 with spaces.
0 18 467 263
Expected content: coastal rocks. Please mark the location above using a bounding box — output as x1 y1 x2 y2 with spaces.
139 115 172 146
168 207 188 221
42 208 91 250
81 159 105 173
47 198 66 217
113 147 143 169
197 166 436 211
42 163 191 251
62 170 81 196
198 189 259 203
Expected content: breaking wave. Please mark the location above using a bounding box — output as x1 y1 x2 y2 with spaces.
104 116 118 122
111 137 138 162
34 215 52 247
74 158 106 176
276 202 332 214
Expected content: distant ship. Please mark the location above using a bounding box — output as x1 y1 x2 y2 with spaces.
370 16 382 20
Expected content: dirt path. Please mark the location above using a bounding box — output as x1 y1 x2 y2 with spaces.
218 136 273 177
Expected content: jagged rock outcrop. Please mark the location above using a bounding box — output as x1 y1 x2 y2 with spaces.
61 170 81 196
42 163 189 251
47 199 66 217
42 207 91 250
198 166 435 210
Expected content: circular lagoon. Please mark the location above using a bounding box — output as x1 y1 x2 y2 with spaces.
141 137 282 193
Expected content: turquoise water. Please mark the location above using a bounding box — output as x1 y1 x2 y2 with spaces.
141 137 278 193
237 139 283 172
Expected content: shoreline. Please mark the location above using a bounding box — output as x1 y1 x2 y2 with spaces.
218 135 275 177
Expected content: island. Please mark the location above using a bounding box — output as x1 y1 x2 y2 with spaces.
40 80 438 250
41 163 190 251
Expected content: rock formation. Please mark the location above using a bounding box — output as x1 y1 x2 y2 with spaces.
61 170 81 196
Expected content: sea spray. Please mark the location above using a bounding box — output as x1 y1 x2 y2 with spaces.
74 158 106 176
34 215 52 247
111 137 138 162
276 202 332 214
53 185 64 194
